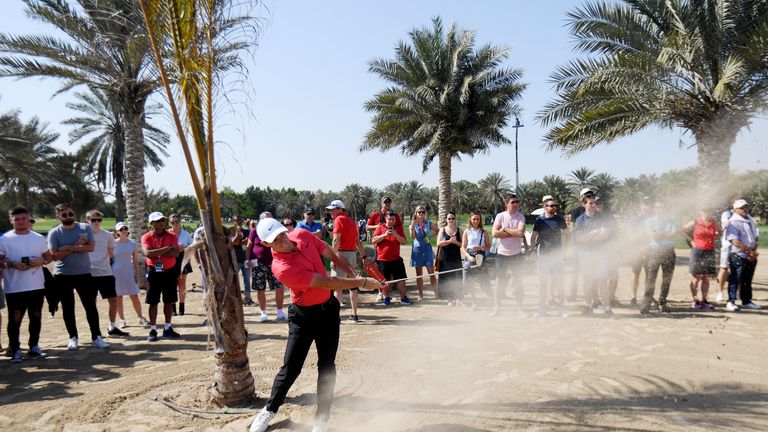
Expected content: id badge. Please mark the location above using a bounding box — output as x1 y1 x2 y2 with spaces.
155 261 164 272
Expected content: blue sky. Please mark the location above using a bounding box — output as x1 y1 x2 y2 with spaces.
1 0 765 196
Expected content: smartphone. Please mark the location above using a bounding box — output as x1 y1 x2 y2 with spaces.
21 256 30 264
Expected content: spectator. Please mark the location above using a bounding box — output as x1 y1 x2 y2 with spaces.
640 201 677 315
282 218 297 233
168 214 193 316
141 211 183 341
436 211 463 306
48 203 108 349
327 200 370 322
575 196 613 315
366 196 403 238
297 208 324 240
246 211 287 321
371 210 411 305
462 211 491 311
567 188 595 301
112 222 148 326
491 194 527 317
682 209 720 309
230 216 251 306
0 206 53 363
409 205 438 301
85 210 126 337
716 196 741 302
725 199 760 311
626 197 651 305
530 198 568 317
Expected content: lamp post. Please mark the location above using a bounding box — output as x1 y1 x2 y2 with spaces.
511 116 524 194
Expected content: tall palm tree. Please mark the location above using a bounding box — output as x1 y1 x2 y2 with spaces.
451 180 479 214
0 110 60 208
541 175 571 210
591 172 619 203
478 172 512 215
538 0 768 205
341 183 371 220
400 180 427 218
566 167 596 209
64 87 169 220
0 0 160 243
139 0 259 406
362 16 526 225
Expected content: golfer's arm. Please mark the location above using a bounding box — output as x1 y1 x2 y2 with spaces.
308 273 365 290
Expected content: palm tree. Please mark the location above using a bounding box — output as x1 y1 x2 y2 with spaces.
538 0 768 205
0 110 60 208
400 180 428 218
451 180 479 214
566 167 596 209
140 0 259 406
516 180 547 215
0 0 159 245
64 87 169 220
591 172 619 204
362 16 526 225
541 175 571 210
341 183 371 220
478 172 512 215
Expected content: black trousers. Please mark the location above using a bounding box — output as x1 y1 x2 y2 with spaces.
6 289 45 351
55 274 102 340
266 296 340 422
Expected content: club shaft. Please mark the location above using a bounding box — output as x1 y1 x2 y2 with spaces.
383 266 467 285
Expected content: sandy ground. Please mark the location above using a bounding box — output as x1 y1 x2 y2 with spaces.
1 247 767 432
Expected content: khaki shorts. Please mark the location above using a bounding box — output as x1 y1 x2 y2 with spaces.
331 250 358 280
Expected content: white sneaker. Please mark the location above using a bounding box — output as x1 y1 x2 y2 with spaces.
119 319 127 328
533 308 547 317
260 312 269 322
726 301 740 312
716 291 724 302
742 302 761 310
138 317 150 326
92 336 110 349
311 421 328 432
276 310 287 321
559 307 569 318
67 337 79 350
249 407 276 432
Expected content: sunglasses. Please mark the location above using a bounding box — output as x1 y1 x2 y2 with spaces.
417 211 426 214
446 217 456 220
119 227 129 232
171 220 180 224
305 212 314 215
60 212 75 218
90 218 103 222
545 205 558 208
283 222 294 227
509 200 520 204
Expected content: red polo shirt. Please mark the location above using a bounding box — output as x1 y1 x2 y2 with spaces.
141 229 179 270
332 213 358 251
271 229 332 306
373 224 405 261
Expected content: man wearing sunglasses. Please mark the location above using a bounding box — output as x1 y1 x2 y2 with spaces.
48 203 109 350
142 211 183 341
297 208 324 240
86 210 127 338
530 198 568 317
491 194 527 317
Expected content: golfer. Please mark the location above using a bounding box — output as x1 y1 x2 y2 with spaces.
250 218 383 432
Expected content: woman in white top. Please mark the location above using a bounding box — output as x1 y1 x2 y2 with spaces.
462 211 491 310
112 222 148 326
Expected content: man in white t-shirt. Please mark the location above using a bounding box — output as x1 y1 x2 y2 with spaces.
86 210 127 337
491 194 527 317
0 206 53 363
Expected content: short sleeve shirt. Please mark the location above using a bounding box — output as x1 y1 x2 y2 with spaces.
271 229 332 306
532 214 567 253
0 230 48 293
248 230 273 265
646 217 677 249
368 210 403 230
373 224 405 261
493 211 526 256
48 223 94 275
333 213 358 251
89 229 115 276
297 220 323 233
141 230 179 270
726 214 758 258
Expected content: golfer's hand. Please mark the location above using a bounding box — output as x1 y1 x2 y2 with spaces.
359 277 383 291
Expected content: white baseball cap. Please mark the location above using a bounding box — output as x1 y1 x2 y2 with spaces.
579 188 594 196
115 222 128 231
542 195 554 203
257 218 288 243
148 211 166 223
733 199 749 209
325 199 345 210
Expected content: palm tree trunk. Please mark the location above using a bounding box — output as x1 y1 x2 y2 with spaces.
123 107 148 281
438 152 452 226
114 181 126 221
696 128 736 207
198 207 255 406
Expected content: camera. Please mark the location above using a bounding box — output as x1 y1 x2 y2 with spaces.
21 256 30 264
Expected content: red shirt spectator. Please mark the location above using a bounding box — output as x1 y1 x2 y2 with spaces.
141 230 179 270
271 229 332 306
332 213 359 251
373 224 405 261
692 217 719 250
367 210 403 230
